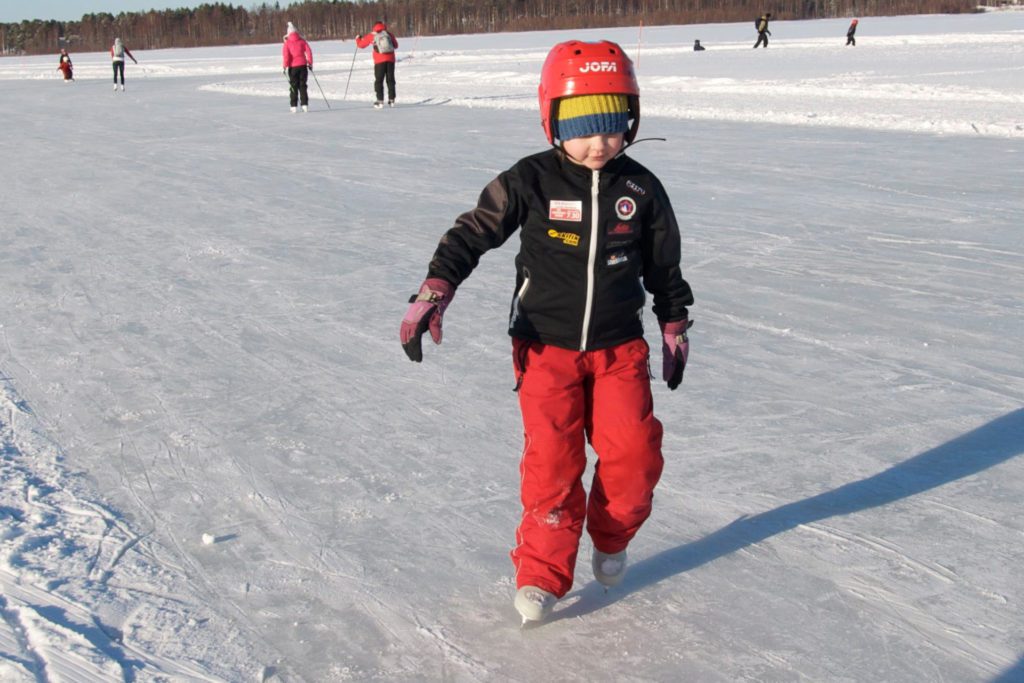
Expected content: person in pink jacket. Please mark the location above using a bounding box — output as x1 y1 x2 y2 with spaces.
355 21 398 108
282 22 313 112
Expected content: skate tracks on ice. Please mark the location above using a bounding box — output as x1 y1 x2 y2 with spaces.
0 379 256 682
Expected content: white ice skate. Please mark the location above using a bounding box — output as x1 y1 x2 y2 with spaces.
113 83 118 91
120 84 125 91
388 99 395 108
514 586 556 625
373 100 383 109
592 549 627 588
301 104 308 112
290 106 297 113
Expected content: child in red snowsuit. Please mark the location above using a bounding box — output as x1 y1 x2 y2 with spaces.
57 48 73 81
400 39 694 624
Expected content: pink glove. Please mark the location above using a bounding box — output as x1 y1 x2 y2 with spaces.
660 319 694 390
400 278 455 362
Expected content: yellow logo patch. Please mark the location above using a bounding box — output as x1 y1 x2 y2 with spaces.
547 228 580 247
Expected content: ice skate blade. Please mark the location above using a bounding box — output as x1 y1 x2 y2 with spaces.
514 586 555 624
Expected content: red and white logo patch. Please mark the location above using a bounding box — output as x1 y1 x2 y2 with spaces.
615 197 637 220
549 200 583 222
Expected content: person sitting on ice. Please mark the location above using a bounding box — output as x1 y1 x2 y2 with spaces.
57 48 74 82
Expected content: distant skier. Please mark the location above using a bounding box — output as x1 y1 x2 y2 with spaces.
754 13 772 48
111 37 137 91
693 39 706 51
355 22 398 108
282 21 313 113
399 39 694 625
847 18 859 46
57 48 73 82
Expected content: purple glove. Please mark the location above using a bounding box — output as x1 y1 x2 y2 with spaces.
400 278 455 362
660 319 694 390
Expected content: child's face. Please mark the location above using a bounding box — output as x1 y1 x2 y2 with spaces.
562 133 625 170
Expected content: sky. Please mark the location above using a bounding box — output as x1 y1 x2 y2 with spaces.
0 1 264 23
0 10 1022 682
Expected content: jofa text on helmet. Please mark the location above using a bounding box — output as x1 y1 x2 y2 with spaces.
578 61 618 73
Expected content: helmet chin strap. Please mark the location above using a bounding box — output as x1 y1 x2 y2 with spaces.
552 136 667 160
620 136 667 154
609 136 668 160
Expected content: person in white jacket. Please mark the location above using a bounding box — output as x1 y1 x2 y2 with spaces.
111 37 138 91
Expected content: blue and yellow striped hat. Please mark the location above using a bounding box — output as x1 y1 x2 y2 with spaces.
555 94 630 141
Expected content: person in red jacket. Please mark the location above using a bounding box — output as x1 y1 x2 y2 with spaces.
57 48 73 82
846 18 859 46
355 21 398 108
282 21 313 113
399 40 694 625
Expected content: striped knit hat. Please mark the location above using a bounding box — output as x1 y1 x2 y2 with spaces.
555 94 630 141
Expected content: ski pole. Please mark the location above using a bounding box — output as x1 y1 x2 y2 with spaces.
285 69 296 99
342 43 358 100
310 67 330 109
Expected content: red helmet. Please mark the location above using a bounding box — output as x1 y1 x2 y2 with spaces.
538 40 640 145
373 22 387 32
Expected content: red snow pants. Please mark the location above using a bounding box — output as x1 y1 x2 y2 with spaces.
510 337 664 597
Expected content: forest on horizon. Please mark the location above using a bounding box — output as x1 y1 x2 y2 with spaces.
1 0 991 55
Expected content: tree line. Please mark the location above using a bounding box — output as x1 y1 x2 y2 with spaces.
2 0 984 56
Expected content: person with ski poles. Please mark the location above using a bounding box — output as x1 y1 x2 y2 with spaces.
57 48 73 82
111 37 137 91
399 39 695 625
754 13 772 48
846 18 859 46
355 21 398 108
282 22 313 113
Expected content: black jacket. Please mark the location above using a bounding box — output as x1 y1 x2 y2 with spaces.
427 149 693 351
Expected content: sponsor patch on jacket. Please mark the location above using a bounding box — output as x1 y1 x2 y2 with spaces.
607 251 629 266
608 222 633 236
549 200 583 222
615 197 637 220
547 228 580 247
626 180 646 196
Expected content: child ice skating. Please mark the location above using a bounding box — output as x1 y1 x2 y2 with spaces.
400 39 695 624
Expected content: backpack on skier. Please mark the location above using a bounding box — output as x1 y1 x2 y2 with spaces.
374 30 394 54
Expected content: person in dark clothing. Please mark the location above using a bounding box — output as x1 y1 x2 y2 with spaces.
693 39 706 51
847 19 859 46
355 22 399 108
57 48 73 82
111 37 138 91
754 13 772 48
400 39 694 625
282 22 313 112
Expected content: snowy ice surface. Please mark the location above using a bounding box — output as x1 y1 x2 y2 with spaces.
1 11 1023 682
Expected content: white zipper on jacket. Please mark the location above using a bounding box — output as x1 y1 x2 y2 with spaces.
579 169 600 351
